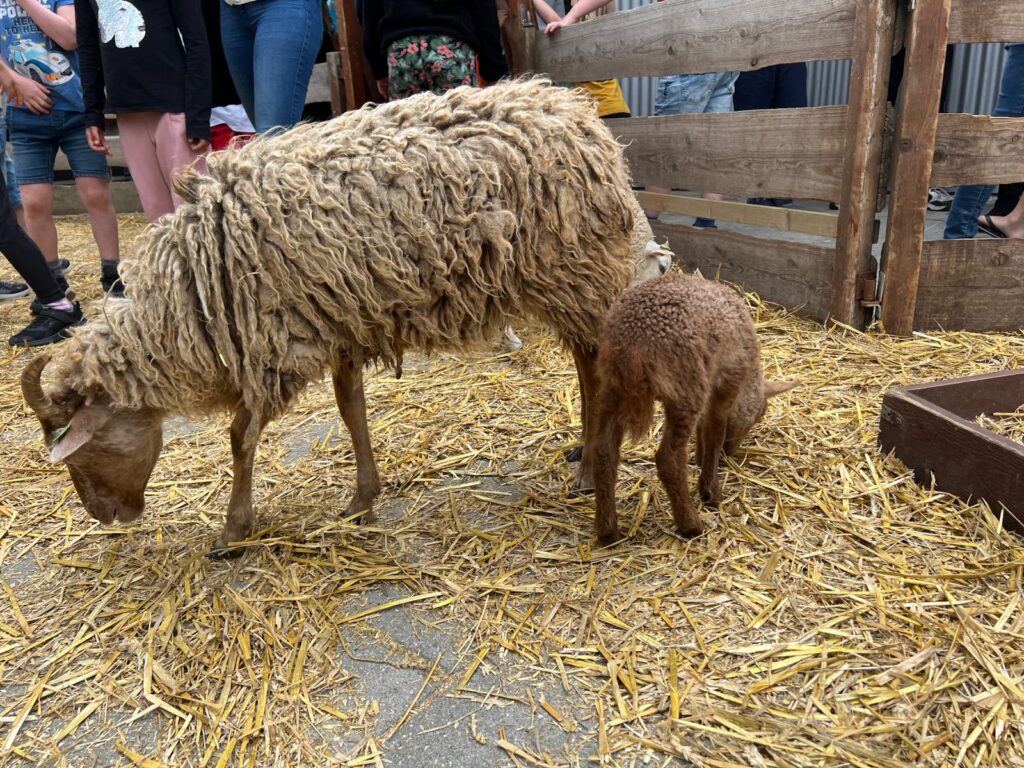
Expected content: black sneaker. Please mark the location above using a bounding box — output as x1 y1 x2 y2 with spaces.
101 263 124 298
29 274 74 315
8 303 84 347
0 280 29 301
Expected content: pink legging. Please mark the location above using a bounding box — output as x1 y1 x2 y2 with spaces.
117 112 205 223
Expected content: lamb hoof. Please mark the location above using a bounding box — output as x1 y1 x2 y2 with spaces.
675 523 704 539
700 487 721 508
596 530 622 547
344 499 376 525
565 446 583 463
209 538 248 559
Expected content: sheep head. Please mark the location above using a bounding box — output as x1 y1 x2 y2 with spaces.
21 355 164 525
724 377 797 456
631 240 673 286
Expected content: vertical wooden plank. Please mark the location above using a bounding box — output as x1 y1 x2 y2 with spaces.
326 51 345 116
879 0 952 336
334 0 371 109
505 0 538 76
830 0 897 327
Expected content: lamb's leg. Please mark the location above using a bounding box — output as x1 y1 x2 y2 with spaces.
565 348 590 464
333 357 381 523
698 385 739 507
212 405 265 556
657 405 703 538
570 345 599 492
593 395 625 545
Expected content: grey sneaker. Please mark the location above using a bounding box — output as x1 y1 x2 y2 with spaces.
0 280 29 301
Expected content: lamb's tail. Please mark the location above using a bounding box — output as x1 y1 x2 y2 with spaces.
597 345 658 441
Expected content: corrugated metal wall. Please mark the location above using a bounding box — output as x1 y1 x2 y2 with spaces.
613 1 1009 116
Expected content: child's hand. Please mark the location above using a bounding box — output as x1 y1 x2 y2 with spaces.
544 19 566 35
376 78 389 100
7 73 51 114
85 126 109 154
188 137 210 154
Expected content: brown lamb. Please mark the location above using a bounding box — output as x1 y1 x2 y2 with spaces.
592 271 795 545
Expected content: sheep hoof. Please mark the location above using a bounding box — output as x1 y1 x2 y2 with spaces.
700 487 721 508
344 499 376 525
596 530 622 547
565 446 583 463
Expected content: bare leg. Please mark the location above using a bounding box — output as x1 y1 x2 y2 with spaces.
656 405 702 538
213 405 266 554
333 356 381 523
571 345 599 491
20 184 58 263
75 177 120 263
593 394 625 545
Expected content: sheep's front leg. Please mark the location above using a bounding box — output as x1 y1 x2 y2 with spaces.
212 405 266 556
571 345 599 492
593 395 625 545
333 357 381 523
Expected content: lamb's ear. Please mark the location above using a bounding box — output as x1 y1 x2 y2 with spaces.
49 407 112 463
763 380 798 399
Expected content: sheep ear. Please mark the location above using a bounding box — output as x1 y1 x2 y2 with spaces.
763 380 798 399
49 407 112 463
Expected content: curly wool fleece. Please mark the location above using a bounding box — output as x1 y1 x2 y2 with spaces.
55 79 638 419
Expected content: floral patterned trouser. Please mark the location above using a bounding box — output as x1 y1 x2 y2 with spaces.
387 34 478 100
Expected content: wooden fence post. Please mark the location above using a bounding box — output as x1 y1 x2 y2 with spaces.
831 0 898 327
505 0 538 76
334 0 371 109
879 0 953 335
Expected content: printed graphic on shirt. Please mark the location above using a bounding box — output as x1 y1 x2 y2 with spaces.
98 0 145 48
0 0 84 112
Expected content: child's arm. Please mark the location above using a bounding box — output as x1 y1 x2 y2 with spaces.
170 0 213 151
531 0 561 25
15 0 76 51
74 0 105 151
544 0 612 35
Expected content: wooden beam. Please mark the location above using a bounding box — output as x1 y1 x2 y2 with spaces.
949 0 1024 44
650 221 835 321
334 0 371 109
609 106 848 202
879 374 1024 536
902 370 1024 421
931 114 1024 187
304 62 331 106
831 0 897 327
326 51 345 116
913 238 1024 332
879 0 953 336
637 192 838 238
532 0 856 81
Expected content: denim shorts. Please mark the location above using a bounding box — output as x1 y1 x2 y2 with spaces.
0 112 20 208
8 108 110 185
655 72 740 116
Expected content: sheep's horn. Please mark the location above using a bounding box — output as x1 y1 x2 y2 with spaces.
20 355 61 422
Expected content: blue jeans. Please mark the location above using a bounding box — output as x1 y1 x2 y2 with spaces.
8 108 110 185
654 72 739 117
220 0 323 133
944 44 1024 239
0 111 20 209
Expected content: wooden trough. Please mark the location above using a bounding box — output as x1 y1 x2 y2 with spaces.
879 370 1024 534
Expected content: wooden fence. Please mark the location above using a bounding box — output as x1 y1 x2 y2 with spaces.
498 0 1024 335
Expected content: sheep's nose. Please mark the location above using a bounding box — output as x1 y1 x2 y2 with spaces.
659 263 668 274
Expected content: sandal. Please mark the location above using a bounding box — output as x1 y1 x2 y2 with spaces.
978 214 1008 239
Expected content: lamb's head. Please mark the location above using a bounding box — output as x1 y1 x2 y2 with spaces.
21 356 163 525
631 239 673 286
724 376 797 456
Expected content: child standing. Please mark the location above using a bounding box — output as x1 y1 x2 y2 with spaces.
359 0 507 101
0 58 83 346
76 0 212 223
0 0 123 309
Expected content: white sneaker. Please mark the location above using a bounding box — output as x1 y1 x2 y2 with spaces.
927 187 954 212
502 325 523 353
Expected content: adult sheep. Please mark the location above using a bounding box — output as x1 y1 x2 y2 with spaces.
21 78 665 552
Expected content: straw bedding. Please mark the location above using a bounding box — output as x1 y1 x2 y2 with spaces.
1 215 1024 767
978 409 1024 445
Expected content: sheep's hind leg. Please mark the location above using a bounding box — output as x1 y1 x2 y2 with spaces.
570 345 598 492
212 405 266 557
698 383 739 508
657 405 703 538
333 356 381 523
